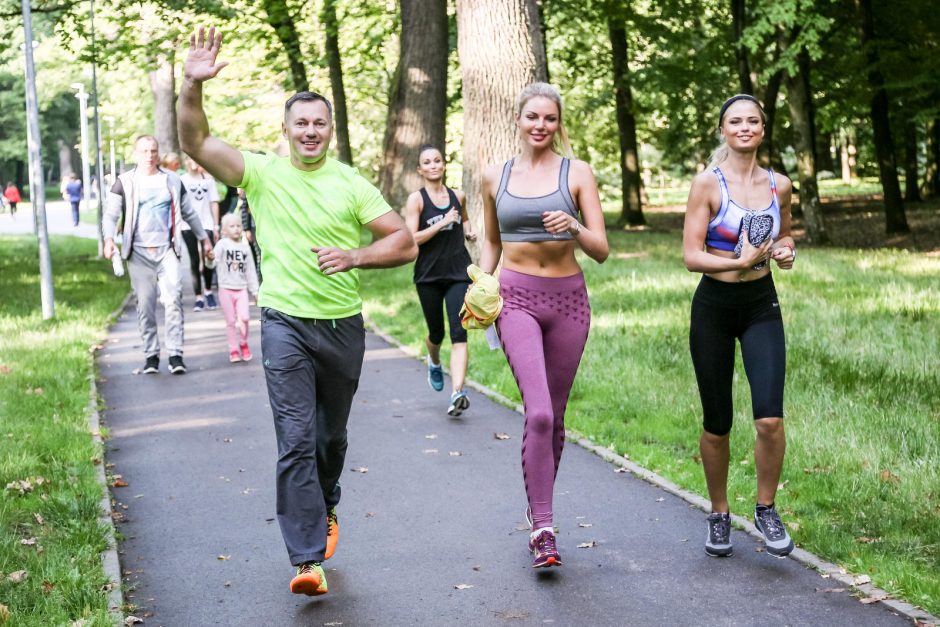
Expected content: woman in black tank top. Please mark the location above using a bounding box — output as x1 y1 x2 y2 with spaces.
404 144 476 417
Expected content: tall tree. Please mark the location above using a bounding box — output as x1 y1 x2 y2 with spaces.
925 118 940 198
731 0 753 94
903 121 920 202
379 0 448 210
607 9 644 226
456 0 547 237
150 50 179 156
322 0 353 164
261 0 309 92
857 0 908 233
785 45 829 243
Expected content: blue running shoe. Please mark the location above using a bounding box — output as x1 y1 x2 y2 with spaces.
205 293 219 310
427 357 444 392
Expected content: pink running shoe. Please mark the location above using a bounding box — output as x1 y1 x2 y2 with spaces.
229 351 241 363
530 529 562 568
240 343 253 362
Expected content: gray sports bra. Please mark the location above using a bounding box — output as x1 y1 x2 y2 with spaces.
496 158 578 242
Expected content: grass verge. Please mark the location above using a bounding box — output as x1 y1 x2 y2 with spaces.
0 235 128 625
361 218 940 616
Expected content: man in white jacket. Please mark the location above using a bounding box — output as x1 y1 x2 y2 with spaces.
103 135 212 375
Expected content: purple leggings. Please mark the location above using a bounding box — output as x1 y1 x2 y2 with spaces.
495 269 590 530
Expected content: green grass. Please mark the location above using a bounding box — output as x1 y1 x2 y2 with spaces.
0 235 128 625
645 176 896 207
361 224 940 615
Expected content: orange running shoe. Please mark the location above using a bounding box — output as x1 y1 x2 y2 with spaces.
290 562 327 596
325 507 339 560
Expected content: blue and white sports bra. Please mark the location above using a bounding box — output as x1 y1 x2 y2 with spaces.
496 158 579 242
705 167 781 251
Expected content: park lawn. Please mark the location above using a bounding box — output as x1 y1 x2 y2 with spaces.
0 235 128 625
644 176 893 208
361 221 940 616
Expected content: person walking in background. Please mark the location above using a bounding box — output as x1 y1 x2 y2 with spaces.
178 26 417 597
161 152 182 173
3 182 21 217
404 144 476 417
181 155 221 311
682 94 796 559
479 82 609 569
212 212 258 363
236 187 261 283
65 174 83 227
102 135 213 375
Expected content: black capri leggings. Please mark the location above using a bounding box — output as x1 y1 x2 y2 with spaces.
415 280 471 345
689 273 786 436
182 229 215 296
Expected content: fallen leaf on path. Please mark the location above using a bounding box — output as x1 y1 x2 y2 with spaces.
454 583 474 590
365 512 375 518
41 581 54 593
33 513 44 525
576 541 597 549
425 434 438 439
223 581 232 587
853 575 871 585
860 594 887 604
134 494 144 499
7 570 27 583
815 587 847 593
449 451 462 456
132 369 141 375
217 555 231 561
472 565 481 571
614 467 628 473
655 497 665 502
423 449 438 454
351 467 369 473
879 470 899 483
124 617 144 626
324 622 343 626
223 438 232 443
112 479 128 488
20 538 37 545
578 523 592 528
755 547 765 553
494 433 510 440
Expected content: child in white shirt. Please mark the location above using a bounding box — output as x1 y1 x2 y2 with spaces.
212 213 259 362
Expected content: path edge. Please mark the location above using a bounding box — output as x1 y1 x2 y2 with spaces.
89 290 134 625
364 316 939 626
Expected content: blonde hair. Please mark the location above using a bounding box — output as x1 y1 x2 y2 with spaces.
221 213 241 229
515 82 574 158
706 95 766 169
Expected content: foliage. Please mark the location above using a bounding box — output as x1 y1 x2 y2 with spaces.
0 235 129 626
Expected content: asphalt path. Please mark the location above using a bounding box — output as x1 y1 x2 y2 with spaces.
96 289 913 627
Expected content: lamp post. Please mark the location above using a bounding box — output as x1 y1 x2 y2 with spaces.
106 116 116 185
71 83 93 221
22 0 55 319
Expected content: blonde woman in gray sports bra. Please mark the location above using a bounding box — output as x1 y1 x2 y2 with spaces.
479 82 609 569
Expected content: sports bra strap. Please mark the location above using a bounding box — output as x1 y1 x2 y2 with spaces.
558 158 576 214
768 169 779 207
496 159 514 201
712 166 729 209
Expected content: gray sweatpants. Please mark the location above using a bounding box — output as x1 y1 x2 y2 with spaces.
127 248 184 358
260 308 366 566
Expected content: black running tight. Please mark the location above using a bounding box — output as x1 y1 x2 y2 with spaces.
689 274 786 436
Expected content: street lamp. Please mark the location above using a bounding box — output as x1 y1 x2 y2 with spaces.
71 82 93 220
106 116 116 185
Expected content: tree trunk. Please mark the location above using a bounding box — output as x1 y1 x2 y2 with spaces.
57 139 76 180
15 159 25 192
759 68 787 175
379 0 448 210
816 132 835 173
322 0 353 164
261 0 309 92
731 0 753 94
456 0 547 243
149 51 179 157
904 120 921 202
857 0 908 233
785 62 829 244
608 16 644 226
924 118 940 198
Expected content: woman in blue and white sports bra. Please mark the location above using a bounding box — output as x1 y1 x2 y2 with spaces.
682 94 798 560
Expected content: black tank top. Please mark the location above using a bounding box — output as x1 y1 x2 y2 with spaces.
413 187 473 284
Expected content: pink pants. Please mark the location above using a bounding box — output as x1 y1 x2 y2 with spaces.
219 287 250 353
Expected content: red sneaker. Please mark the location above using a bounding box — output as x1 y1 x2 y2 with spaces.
229 351 241 363
240 343 252 362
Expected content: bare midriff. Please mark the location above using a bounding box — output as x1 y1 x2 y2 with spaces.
502 240 581 277
705 246 771 283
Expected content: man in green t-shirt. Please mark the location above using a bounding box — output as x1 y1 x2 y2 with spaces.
178 26 417 597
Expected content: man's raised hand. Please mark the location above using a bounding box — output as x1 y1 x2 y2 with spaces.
184 26 229 83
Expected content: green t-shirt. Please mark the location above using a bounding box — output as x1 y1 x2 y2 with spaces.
239 152 392 319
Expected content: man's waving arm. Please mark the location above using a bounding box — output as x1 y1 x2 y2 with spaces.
178 26 245 188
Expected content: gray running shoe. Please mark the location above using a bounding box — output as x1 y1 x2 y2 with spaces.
705 512 733 557
447 390 470 416
754 504 794 557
